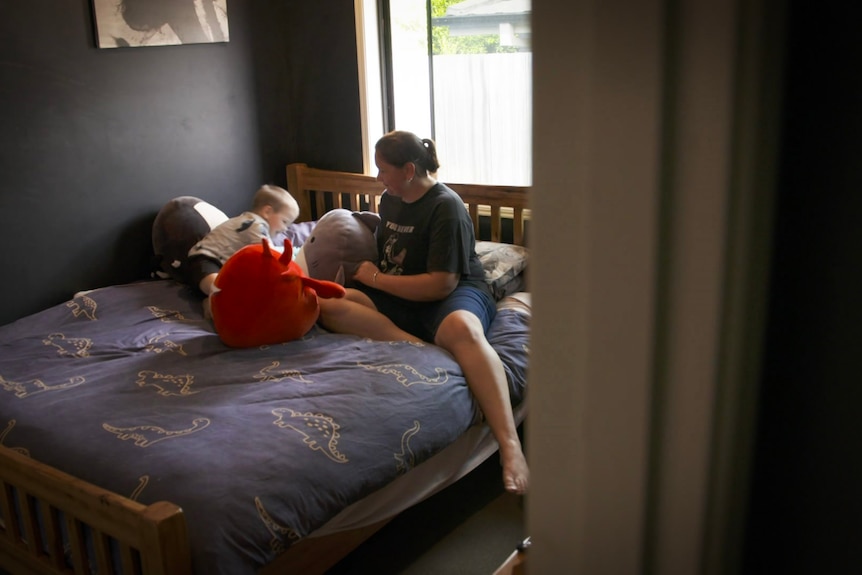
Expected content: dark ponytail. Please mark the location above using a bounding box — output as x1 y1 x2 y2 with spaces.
376 131 440 176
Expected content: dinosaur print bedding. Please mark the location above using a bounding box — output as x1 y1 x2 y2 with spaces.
0 278 529 574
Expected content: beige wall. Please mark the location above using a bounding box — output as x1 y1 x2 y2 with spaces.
527 0 783 572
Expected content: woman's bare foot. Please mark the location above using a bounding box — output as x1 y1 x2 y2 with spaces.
500 443 529 495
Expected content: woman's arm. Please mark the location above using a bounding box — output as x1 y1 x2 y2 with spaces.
354 261 457 302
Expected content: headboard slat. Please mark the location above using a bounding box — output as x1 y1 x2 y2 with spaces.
468 204 480 237
490 205 502 243
513 207 525 245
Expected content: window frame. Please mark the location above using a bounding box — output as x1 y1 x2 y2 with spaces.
355 0 532 184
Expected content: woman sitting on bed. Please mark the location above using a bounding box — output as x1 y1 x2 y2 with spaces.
318 130 529 494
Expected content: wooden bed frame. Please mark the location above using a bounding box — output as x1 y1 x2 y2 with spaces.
0 163 530 575
286 163 531 246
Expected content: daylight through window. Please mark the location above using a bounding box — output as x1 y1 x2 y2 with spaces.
357 0 532 185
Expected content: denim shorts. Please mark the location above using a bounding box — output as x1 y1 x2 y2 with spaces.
358 284 497 342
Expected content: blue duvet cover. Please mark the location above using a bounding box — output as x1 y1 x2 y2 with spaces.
0 279 529 573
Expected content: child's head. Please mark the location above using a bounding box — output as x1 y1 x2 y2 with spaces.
252 185 299 236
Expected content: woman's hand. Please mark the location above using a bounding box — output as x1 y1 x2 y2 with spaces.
354 260 381 287
354 260 457 302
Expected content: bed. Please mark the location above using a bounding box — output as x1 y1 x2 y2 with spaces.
0 163 531 575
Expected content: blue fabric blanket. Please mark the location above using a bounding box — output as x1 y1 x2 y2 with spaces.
0 279 529 573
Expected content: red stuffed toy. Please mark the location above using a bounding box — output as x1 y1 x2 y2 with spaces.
210 238 345 347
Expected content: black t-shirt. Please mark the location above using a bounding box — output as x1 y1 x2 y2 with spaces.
376 183 488 292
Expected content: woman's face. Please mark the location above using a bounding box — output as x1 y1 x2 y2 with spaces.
374 151 410 196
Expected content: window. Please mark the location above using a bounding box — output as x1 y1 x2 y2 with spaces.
356 0 532 185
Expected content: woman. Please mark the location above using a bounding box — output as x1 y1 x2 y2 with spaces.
318 131 529 494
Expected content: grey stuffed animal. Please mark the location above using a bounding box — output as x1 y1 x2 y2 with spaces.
296 209 380 286
152 196 228 284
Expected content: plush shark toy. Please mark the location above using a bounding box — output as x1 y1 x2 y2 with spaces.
295 209 380 286
210 238 345 347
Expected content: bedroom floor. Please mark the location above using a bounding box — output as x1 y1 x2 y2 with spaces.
326 452 526 574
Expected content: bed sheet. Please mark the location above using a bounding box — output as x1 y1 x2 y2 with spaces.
0 279 529 574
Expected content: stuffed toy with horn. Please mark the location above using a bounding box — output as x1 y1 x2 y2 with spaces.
210 238 345 347
295 208 380 287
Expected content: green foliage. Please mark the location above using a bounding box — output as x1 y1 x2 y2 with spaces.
431 0 460 18
431 0 519 55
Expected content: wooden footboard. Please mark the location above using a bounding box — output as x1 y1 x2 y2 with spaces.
287 163 530 245
0 442 393 575
0 445 190 575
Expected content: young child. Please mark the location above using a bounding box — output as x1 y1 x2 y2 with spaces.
187 184 299 313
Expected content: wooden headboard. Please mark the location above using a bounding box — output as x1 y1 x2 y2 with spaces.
286 163 531 246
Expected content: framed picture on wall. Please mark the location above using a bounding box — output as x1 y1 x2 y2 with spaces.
92 0 229 49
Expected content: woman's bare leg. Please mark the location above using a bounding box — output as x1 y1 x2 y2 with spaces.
435 310 529 494
318 290 423 343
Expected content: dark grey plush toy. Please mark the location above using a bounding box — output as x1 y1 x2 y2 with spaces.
296 209 380 287
151 196 228 284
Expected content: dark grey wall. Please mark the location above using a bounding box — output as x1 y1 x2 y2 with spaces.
744 2 862 573
0 0 362 325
